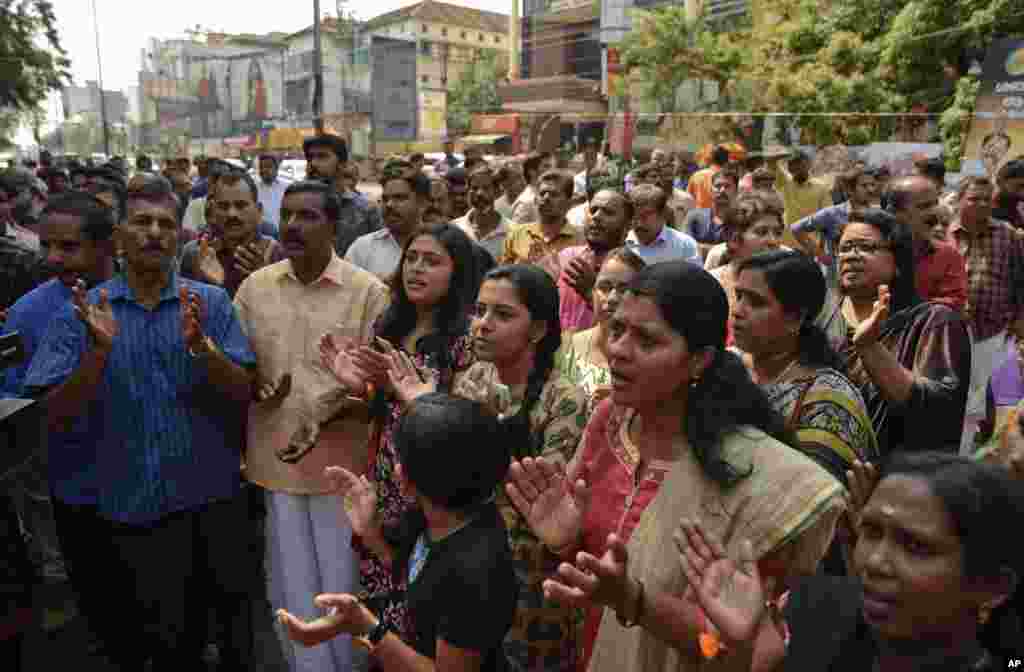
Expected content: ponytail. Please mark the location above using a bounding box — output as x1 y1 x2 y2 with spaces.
796 320 844 371
501 332 560 461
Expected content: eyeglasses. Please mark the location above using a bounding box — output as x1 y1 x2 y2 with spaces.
838 241 892 256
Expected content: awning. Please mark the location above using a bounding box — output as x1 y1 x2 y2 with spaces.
458 134 512 145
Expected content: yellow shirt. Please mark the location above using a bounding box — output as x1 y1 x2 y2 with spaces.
501 219 583 280
777 173 832 251
234 253 390 494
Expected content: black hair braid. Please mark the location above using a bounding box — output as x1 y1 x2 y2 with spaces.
504 334 560 461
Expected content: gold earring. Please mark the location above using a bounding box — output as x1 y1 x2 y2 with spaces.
978 605 991 626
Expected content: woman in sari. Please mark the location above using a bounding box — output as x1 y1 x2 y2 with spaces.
559 247 646 410
677 452 1024 669
732 249 878 484
818 208 972 456
506 260 845 672
318 223 482 643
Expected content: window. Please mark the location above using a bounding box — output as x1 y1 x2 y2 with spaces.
420 40 432 56
421 24 428 33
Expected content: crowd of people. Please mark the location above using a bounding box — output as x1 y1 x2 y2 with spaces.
1 136 1023 672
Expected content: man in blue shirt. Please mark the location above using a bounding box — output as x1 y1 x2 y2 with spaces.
3 191 118 638
24 174 258 672
303 135 382 256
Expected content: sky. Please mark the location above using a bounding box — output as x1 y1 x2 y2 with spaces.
49 0 513 91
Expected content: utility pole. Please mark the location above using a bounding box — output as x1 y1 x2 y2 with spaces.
313 0 325 134
90 0 111 156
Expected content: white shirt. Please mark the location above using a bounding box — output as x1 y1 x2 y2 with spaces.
626 225 701 266
182 196 206 234
257 177 289 232
344 228 403 279
566 202 589 231
574 171 588 198
452 209 513 261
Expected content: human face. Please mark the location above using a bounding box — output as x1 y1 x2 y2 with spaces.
712 174 738 211
448 181 469 219
469 173 497 215
341 167 359 194
210 180 261 248
896 179 938 235
382 179 424 238
39 212 108 287
929 213 950 244
279 191 335 268
651 149 667 166
959 185 994 227
503 169 526 199
606 294 703 410
403 234 455 308
982 137 1010 176
854 475 994 641
305 146 340 182
789 159 810 183
537 180 570 221
851 175 878 207
1002 176 1024 199
631 205 664 245
586 191 629 251
539 155 556 175
429 180 449 219
120 198 178 273
259 158 278 185
730 215 784 261
592 258 637 324
838 222 896 299
731 268 801 355
471 278 545 365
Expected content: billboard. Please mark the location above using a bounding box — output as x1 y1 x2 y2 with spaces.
962 38 1024 177
371 37 418 141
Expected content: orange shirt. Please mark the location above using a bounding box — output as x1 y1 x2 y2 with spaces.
686 166 721 209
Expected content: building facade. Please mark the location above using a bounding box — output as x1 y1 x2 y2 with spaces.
61 82 130 124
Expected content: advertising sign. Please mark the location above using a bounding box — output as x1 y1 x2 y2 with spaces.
962 38 1024 177
372 37 418 141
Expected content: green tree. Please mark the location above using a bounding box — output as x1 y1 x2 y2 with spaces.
446 50 502 136
0 0 71 111
619 0 1024 166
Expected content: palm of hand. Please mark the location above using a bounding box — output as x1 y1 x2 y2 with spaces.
526 479 582 550
346 484 377 538
198 251 225 285
694 557 765 644
83 302 119 347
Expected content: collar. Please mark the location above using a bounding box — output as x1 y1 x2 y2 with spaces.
626 225 669 247
281 251 349 286
526 218 575 241
105 269 181 304
465 209 510 235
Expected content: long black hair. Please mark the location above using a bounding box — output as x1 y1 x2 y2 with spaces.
624 260 792 487
737 249 843 371
845 208 920 314
480 264 562 459
375 223 481 388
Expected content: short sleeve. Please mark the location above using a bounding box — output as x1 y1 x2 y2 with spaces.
179 241 199 281
202 286 256 368
22 305 88 395
535 376 588 464
436 534 517 653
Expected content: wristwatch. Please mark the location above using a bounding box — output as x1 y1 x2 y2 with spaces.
188 335 216 358
355 618 392 652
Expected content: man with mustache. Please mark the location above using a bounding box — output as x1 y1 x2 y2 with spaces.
2 192 118 640
993 158 1024 230
345 160 429 279
234 179 388 672
302 135 381 257
626 183 700 266
180 170 283 297
23 173 258 672
453 165 513 262
682 164 741 260
501 169 582 278
555 189 633 333
445 166 470 220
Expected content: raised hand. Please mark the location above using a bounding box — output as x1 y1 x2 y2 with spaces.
277 593 375 647
256 372 293 403
179 286 205 350
325 466 378 538
197 234 225 286
386 349 436 406
542 533 631 611
505 457 588 551
318 333 370 394
72 280 118 351
675 518 765 647
234 238 270 278
852 284 890 346
845 459 878 530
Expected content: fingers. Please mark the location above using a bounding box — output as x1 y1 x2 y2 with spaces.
313 593 360 612
605 534 629 567
505 481 533 517
507 460 542 501
276 608 346 648
542 577 588 608
555 559 599 594
324 466 363 495
737 539 759 578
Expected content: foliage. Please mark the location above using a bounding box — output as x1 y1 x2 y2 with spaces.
0 0 71 111
446 49 503 136
619 0 1024 162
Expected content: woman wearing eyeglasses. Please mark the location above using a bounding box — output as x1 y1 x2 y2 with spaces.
819 208 972 457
